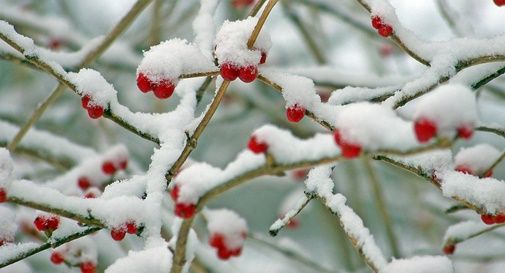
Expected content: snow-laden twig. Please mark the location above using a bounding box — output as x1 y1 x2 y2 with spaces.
443 221 505 248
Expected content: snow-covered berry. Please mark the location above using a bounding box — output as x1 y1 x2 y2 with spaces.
118 159 128 170
286 104 305 123
259 52 267 64
136 73 152 93
443 244 455 255
207 209 247 260
174 203 197 219
220 63 239 81
34 215 60 232
170 185 180 201
0 188 6 203
495 213 505 224
371 16 383 29
81 95 91 108
481 214 495 225
153 80 176 99
333 129 362 159
80 261 96 273
414 118 437 143
247 135 268 154
102 161 117 175
378 25 393 37
50 251 65 264
494 0 505 6
86 105 104 119
126 221 138 234
77 176 91 190
456 124 473 140
238 65 258 83
455 165 472 175
110 226 126 241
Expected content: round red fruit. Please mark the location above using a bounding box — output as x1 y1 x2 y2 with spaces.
217 247 233 260
110 227 126 241
238 65 258 83
371 16 383 29
102 161 117 175
494 213 505 224
378 25 393 37
153 80 175 99
286 104 305 123
0 188 6 203
259 52 267 64
136 73 152 93
34 216 47 231
46 216 60 230
220 63 239 81
494 0 505 6
340 141 362 159
209 233 225 249
50 251 65 264
414 118 437 143
247 135 268 154
174 202 196 219
119 160 128 170
443 244 455 255
457 125 473 140
481 214 495 225
126 221 137 234
77 176 91 190
80 261 96 273
81 95 91 109
455 165 473 175
170 185 180 201
87 105 104 119
287 218 299 229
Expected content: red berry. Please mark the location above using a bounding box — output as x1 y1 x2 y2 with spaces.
494 0 505 6
102 161 117 175
153 80 175 99
292 169 307 181
110 227 126 241
34 216 47 231
80 261 96 273
371 16 383 29
50 251 65 264
484 170 493 178
81 95 91 109
247 135 268 154
333 130 342 146
84 192 96 199
457 125 473 140
286 104 305 123
220 63 239 81
119 160 128 170
494 213 505 224
340 141 362 159
126 221 137 234
46 216 60 230
259 52 267 64
49 39 62 50
0 188 6 203
77 176 91 190
209 233 225 249
174 203 196 219
170 185 180 201
455 165 473 175
217 247 233 260
443 244 455 255
136 73 152 93
238 65 258 83
481 214 496 225
87 105 104 119
378 25 393 37
414 118 437 143
287 218 299 229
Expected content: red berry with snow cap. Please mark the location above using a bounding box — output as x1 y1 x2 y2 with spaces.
87 105 104 119
481 214 495 225
494 0 505 6
414 118 437 143
286 104 305 123
119 159 128 170
77 176 91 190
170 185 180 201
110 226 126 241
259 52 267 64
174 203 196 219
371 16 383 29
220 63 239 81
46 216 60 230
136 73 152 93
340 141 362 159
0 188 6 203
34 216 46 231
102 161 117 175
50 251 65 264
126 221 138 234
80 261 96 273
238 65 258 83
494 213 505 224
81 95 91 108
247 135 268 154
455 165 472 175
209 233 225 249
378 25 393 37
457 124 473 140
443 244 455 255
153 80 175 99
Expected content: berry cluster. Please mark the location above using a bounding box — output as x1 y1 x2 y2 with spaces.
170 185 197 219
136 73 177 99
80 261 97 273
219 49 267 83
51 251 96 273
110 221 139 241
208 232 246 260
481 213 505 225
286 104 306 123
371 16 393 38
333 129 362 159
33 214 60 232
81 95 104 119
494 0 505 6
414 118 473 143
0 187 6 203
102 157 128 175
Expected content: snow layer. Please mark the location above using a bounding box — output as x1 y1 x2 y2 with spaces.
454 144 501 174
0 148 13 184
105 245 172 273
381 256 453 273
0 207 17 243
68 68 117 107
443 221 490 244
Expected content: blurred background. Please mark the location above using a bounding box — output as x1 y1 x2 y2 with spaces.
0 0 504 272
